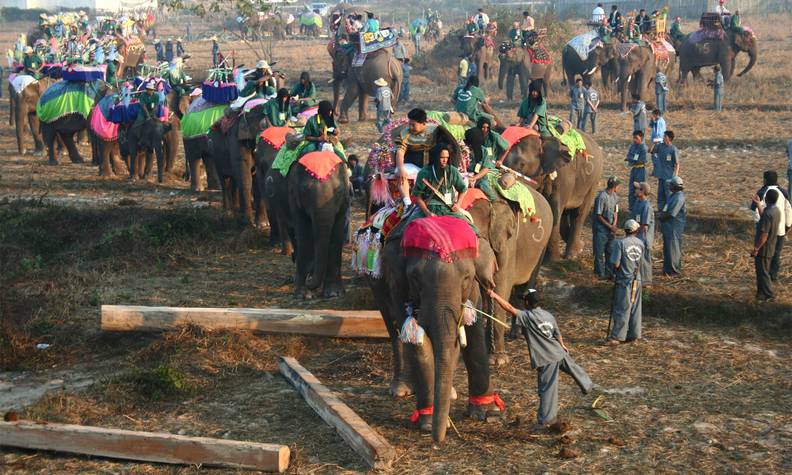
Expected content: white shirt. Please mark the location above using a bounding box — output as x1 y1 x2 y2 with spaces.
755 185 792 236
592 6 606 23
521 16 534 31
476 13 490 26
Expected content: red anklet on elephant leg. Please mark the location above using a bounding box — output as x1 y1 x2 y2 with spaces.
469 393 505 410
409 407 434 423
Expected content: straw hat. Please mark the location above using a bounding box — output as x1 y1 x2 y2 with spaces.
24 46 33 54
373 77 388 87
145 81 156 90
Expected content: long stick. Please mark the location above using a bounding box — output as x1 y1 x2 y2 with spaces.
497 164 539 187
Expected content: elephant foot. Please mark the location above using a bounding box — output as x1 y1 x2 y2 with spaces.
545 250 562 263
322 282 344 298
563 247 582 260
489 353 510 367
389 379 414 398
297 288 316 300
338 116 350 124
70 156 85 164
417 414 433 433
46 159 59 166
467 401 504 422
281 243 294 258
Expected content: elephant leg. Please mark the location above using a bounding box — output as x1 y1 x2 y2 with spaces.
506 70 515 101
463 312 499 420
405 337 435 432
111 143 126 175
28 113 43 153
189 158 203 191
165 131 177 173
220 177 234 212
546 192 564 262
143 150 154 179
339 81 359 123
276 204 294 257
61 132 84 164
358 91 369 122
99 140 114 177
488 263 514 367
238 148 256 225
155 146 164 183
375 278 413 397
253 179 267 229
204 155 220 190
321 205 347 297
43 128 58 165
293 210 314 298
565 187 598 259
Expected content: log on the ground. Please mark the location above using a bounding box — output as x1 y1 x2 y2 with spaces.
101 305 387 338
0 420 290 472
278 356 396 470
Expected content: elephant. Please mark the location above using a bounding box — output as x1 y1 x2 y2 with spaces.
288 152 349 299
502 132 604 262
88 96 127 178
616 44 657 111
125 117 173 183
561 42 619 89
473 37 498 82
331 47 402 123
257 140 293 254
460 35 476 56
678 30 757 83
498 43 552 101
11 76 54 155
369 217 499 442
41 114 89 165
183 135 221 192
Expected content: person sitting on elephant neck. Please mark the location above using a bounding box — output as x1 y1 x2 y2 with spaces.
412 144 469 221
138 81 160 123
729 9 744 34
508 21 522 47
464 117 508 202
303 100 340 153
363 12 379 34
669 16 684 42
452 75 493 126
22 47 43 79
626 17 643 44
262 88 293 128
290 71 317 112
465 18 479 36
395 108 438 206
518 82 550 137
241 60 276 98
488 288 593 430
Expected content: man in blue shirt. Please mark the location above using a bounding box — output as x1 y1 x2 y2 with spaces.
569 78 585 128
658 176 686 276
633 182 655 286
711 65 724 112
606 219 645 345
649 109 666 152
625 131 648 213
651 130 679 210
592 177 620 279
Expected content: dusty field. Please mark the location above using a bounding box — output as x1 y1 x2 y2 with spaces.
1 13 791 474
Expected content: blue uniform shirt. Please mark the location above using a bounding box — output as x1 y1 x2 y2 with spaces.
651 143 678 180
634 198 655 244
593 190 618 232
515 308 566 368
650 117 666 143
609 235 644 283
626 143 648 168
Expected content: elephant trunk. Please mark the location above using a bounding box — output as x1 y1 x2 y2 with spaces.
430 302 461 443
737 43 757 77
306 213 334 290
497 59 506 90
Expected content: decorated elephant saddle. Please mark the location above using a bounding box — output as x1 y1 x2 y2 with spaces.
9 74 37 94
297 150 343 181
567 30 601 61
526 44 551 64
689 28 725 44
401 215 479 263
650 39 675 63
259 126 294 151
617 42 638 59
36 79 103 124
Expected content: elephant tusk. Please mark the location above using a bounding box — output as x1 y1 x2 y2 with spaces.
627 74 632 83
589 66 598 75
581 68 590 75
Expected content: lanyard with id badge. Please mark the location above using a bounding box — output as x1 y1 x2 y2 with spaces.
433 166 452 205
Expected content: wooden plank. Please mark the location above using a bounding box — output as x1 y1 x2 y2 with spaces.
101 305 387 338
278 357 396 470
0 421 289 472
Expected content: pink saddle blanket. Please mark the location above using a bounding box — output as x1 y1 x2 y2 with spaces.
90 104 119 141
402 216 479 263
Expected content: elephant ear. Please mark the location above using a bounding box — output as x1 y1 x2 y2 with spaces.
539 138 567 174
236 113 256 141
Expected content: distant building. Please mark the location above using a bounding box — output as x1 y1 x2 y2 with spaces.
0 0 157 12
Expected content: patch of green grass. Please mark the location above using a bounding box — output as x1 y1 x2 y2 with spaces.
126 364 196 400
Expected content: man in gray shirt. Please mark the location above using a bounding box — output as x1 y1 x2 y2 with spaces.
633 182 655 285
607 219 645 345
751 188 782 301
489 288 592 428
592 177 620 279
658 176 686 276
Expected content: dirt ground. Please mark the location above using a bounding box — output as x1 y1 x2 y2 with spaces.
1 13 791 474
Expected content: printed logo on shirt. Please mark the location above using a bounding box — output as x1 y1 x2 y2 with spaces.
626 244 642 262
457 90 474 103
538 321 554 338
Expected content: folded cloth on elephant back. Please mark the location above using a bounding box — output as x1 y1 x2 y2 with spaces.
259 126 294 150
547 115 587 160
298 151 343 181
458 188 489 210
272 140 346 177
90 95 119 141
109 101 141 124
486 171 536 219
426 111 468 142
501 126 540 149
10 74 37 94
526 44 551 64
181 104 226 139
36 79 103 124
567 30 601 61
401 216 479 263
201 81 239 104
688 28 725 44
650 39 675 62
62 64 106 82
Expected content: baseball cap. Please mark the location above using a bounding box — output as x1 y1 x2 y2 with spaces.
624 219 640 232
668 176 683 186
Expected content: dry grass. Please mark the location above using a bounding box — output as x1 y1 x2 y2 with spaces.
0 12 791 474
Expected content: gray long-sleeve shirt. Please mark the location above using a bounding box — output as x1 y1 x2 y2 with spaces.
515 308 566 368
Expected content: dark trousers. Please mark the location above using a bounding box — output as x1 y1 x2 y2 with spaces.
580 111 597 133
755 254 774 299
535 354 592 425
592 229 613 278
770 235 784 281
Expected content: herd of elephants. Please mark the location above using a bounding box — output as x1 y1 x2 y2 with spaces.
5 12 757 443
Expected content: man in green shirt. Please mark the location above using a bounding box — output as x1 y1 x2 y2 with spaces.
412 144 469 220
669 16 685 43
262 88 293 127
22 47 43 79
290 71 317 112
105 55 122 84
517 82 549 136
465 116 509 201
452 75 487 124
241 60 274 98
138 81 159 122
508 21 523 47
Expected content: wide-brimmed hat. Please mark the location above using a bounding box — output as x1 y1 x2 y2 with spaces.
256 59 271 70
624 219 640 232
145 81 156 90
374 77 388 87
24 46 33 54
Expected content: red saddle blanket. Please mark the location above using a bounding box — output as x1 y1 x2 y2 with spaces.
458 188 489 210
260 126 294 150
527 45 551 64
501 126 540 148
402 216 479 263
298 151 343 181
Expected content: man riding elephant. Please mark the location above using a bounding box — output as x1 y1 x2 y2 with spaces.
303 100 340 153
412 144 469 221
22 47 44 79
395 108 438 206
262 88 293 128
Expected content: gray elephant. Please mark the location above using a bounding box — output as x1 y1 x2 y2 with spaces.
41 114 88 165
257 140 293 255
125 117 173 182
616 44 657 111
503 131 604 262
678 30 756 83
183 135 221 191
561 41 619 89
498 43 552 100
10 76 54 155
288 151 349 298
369 216 499 442
331 47 402 123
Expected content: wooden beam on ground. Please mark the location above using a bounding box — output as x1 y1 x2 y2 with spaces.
278 357 396 470
0 420 290 472
101 305 387 338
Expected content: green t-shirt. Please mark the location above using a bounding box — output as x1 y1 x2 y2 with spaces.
453 85 486 122
290 82 316 100
517 97 549 136
139 92 159 119
106 62 118 83
466 23 479 35
263 100 292 127
303 114 338 139
23 54 43 76
479 131 509 170
413 164 467 207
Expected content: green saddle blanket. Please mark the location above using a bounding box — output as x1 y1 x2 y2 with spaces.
547 115 587 159
272 140 347 177
426 110 468 142
487 171 536 219
181 104 226 139
36 80 103 124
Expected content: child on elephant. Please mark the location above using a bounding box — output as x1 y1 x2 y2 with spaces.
488 288 593 429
